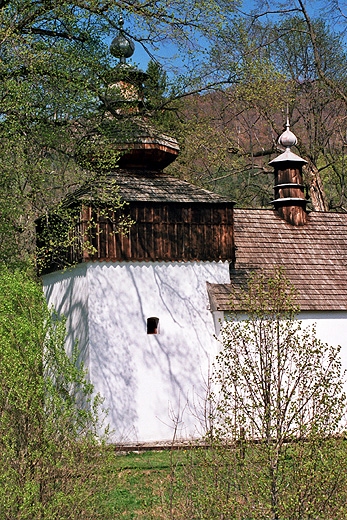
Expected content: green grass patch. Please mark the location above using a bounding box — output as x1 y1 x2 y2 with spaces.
99 450 172 519
91 441 347 519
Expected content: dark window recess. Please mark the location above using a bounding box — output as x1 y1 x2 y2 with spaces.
147 317 159 334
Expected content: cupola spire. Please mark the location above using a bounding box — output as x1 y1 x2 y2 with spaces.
269 116 308 226
78 15 179 171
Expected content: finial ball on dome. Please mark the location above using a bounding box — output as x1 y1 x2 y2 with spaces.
110 15 135 60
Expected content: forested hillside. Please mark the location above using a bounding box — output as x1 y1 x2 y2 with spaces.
164 15 347 211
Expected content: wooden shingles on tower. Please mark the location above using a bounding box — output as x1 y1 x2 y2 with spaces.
36 25 237 273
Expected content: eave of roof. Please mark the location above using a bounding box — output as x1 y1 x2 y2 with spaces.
269 149 307 164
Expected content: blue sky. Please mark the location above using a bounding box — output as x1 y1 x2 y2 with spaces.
111 0 343 76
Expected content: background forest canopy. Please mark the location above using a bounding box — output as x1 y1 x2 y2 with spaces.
1 0 347 268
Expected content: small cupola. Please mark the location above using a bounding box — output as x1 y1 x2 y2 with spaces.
110 15 135 64
76 16 179 172
103 16 179 170
269 118 308 226
105 15 147 114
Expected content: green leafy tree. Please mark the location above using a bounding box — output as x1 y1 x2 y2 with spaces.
143 60 182 133
169 269 347 519
167 91 276 207
0 267 115 519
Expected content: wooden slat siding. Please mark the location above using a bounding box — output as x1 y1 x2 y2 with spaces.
92 209 100 259
153 205 161 259
82 206 92 262
276 185 304 198
212 208 221 259
143 206 150 259
139 205 147 258
123 206 132 260
36 170 236 269
104 209 113 260
273 163 307 226
162 205 169 259
132 205 141 259
200 207 208 258
146 222 153 259
98 213 103 259
186 213 192 257
275 166 303 187
171 205 180 258
221 207 227 257
109 210 117 260
211 206 217 255
147 207 154 259
149 206 155 259
116 226 132 260
99 213 108 260
219 214 226 258
215 207 223 257
208 209 347 312
191 218 198 259
97 214 103 259
41 200 235 270
228 206 235 259
94 214 100 259
177 205 184 258
206 207 213 257
82 202 235 263
88 208 97 260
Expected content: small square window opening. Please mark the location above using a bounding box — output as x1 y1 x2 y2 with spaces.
147 317 159 334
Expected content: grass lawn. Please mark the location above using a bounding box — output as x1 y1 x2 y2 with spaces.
97 439 347 520
100 450 173 519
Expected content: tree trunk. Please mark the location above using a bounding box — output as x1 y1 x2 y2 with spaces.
303 160 329 212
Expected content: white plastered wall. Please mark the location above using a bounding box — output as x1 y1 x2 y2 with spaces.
43 264 89 365
218 310 347 401
43 260 230 443
299 311 347 374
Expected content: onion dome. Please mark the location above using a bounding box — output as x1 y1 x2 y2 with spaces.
278 120 297 149
269 117 306 165
110 15 135 63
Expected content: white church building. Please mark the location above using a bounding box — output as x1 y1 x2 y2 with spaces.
40 25 347 444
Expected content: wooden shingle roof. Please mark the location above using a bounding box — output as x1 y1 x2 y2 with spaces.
107 171 232 203
64 170 233 206
208 208 347 311
110 169 233 204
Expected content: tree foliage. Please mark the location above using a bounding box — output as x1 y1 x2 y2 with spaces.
0 267 115 519
3 0 347 265
168 5 347 211
214 269 345 441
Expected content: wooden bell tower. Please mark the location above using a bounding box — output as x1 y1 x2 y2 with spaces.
269 119 308 226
